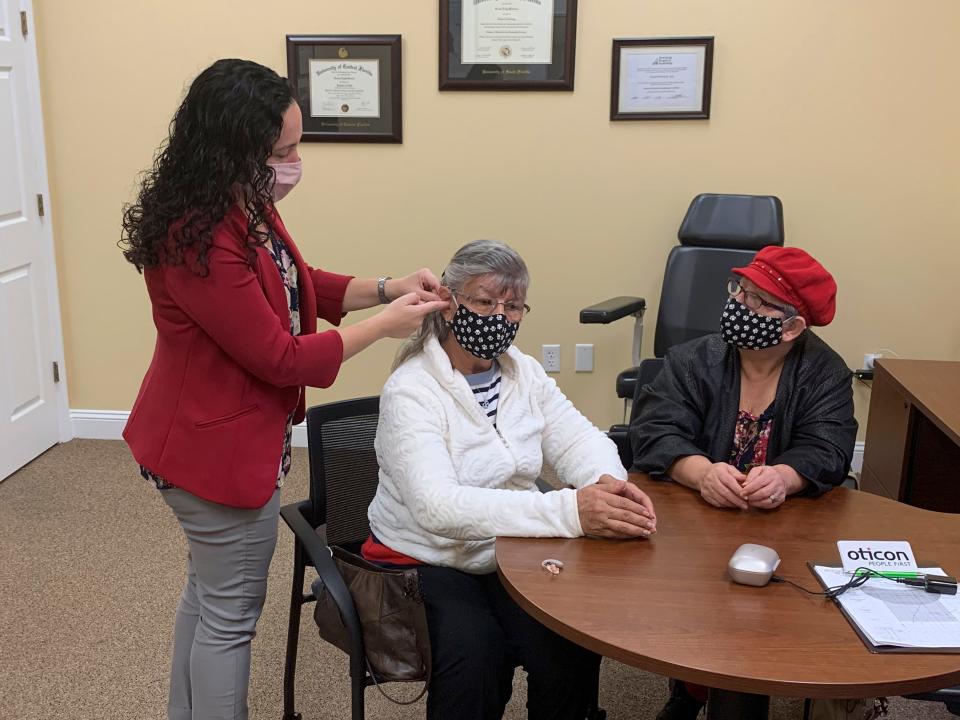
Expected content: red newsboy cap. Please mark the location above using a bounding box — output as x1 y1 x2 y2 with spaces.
731 246 837 326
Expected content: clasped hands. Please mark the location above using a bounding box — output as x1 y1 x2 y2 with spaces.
698 462 795 510
577 475 657 540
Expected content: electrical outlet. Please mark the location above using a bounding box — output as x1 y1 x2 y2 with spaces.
575 344 594 372
864 353 882 370
541 344 560 373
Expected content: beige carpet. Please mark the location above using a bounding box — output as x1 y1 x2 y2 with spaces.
0 439 954 719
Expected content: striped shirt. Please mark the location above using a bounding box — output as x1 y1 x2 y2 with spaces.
465 362 502 424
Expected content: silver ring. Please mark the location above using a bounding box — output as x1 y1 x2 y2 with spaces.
769 493 778 503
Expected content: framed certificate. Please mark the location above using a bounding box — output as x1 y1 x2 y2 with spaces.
611 37 714 120
286 35 402 143
440 0 578 91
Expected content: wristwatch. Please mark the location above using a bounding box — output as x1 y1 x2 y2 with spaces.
377 276 392 304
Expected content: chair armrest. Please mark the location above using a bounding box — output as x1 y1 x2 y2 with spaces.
607 425 632 471
579 297 646 324
280 500 366 676
905 686 960 714
280 500 331 572
535 477 555 493
616 368 639 401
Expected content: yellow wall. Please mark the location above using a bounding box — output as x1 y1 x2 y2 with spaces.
35 1 960 435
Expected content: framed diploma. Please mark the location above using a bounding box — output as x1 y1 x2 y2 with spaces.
286 35 402 143
610 37 714 120
440 0 578 90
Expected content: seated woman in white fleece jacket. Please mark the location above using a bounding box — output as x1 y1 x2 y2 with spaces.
363 239 657 720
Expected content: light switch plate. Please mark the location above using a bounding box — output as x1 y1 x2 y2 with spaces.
575 344 593 372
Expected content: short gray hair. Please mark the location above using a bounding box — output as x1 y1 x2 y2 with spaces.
393 239 529 369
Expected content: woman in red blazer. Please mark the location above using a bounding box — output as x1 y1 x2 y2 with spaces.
120 59 445 720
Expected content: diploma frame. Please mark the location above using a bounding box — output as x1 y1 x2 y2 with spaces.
286 34 402 143
439 0 578 91
610 37 714 120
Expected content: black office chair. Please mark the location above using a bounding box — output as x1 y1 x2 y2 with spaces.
904 688 960 715
580 193 785 467
280 397 607 720
280 396 382 720
804 693 960 718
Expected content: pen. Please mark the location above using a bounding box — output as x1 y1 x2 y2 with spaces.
854 570 921 579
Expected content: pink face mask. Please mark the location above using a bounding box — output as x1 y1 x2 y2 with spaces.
266 159 302 202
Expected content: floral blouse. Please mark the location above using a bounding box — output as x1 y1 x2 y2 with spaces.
141 228 300 491
728 408 774 473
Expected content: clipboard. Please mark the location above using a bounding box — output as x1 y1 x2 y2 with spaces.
806 561 960 654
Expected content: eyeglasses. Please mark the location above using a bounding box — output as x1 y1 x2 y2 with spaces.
726 278 795 318
454 291 530 321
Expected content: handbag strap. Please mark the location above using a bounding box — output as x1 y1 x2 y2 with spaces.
364 656 431 706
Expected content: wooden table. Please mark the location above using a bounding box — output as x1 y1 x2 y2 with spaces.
861 359 960 512
496 474 960 717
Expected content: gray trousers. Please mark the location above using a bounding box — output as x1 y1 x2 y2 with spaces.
162 487 281 720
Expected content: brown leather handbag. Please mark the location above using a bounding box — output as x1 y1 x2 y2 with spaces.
807 698 889 719
313 546 431 704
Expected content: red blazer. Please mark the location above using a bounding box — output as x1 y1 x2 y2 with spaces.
123 205 353 508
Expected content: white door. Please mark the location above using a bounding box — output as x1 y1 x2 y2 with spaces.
0 1 66 481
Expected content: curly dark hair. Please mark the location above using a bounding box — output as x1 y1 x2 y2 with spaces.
120 58 294 275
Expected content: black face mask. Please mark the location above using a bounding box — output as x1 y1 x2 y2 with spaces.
720 298 783 350
448 303 519 360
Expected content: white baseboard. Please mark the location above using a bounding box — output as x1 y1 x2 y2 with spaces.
70 408 866 469
70 409 130 440
70 409 310 447
292 422 307 446
852 441 864 474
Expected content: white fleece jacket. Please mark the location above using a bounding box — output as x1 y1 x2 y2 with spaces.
368 337 628 574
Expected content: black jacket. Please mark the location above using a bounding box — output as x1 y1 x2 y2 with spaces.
630 332 857 495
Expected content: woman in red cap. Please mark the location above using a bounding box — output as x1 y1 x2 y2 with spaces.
629 245 857 720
